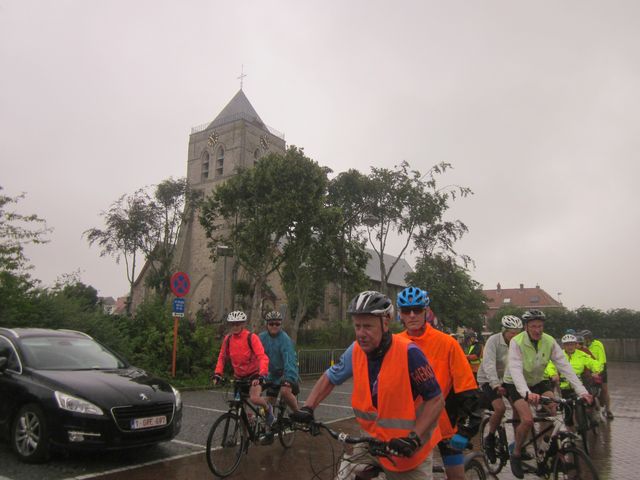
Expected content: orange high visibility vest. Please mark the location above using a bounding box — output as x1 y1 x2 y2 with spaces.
352 335 441 472
399 326 477 439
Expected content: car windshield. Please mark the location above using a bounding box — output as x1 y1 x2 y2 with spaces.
20 336 127 370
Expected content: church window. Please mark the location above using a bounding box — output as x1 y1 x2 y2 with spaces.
202 151 210 180
216 146 224 176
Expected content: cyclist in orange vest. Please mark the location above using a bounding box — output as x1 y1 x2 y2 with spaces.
397 287 480 480
292 291 444 479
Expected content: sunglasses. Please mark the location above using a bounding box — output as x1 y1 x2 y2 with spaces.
267 321 282 327
400 307 425 315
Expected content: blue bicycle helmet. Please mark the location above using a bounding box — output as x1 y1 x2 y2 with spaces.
397 287 430 308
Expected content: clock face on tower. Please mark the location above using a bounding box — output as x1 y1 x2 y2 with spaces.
260 134 269 150
207 131 219 147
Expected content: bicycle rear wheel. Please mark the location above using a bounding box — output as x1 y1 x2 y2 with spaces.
479 416 506 475
206 412 247 478
276 405 295 448
552 446 599 480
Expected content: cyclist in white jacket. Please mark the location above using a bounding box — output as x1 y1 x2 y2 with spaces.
503 310 592 479
476 315 523 463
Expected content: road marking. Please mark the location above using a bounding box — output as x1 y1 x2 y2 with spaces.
183 404 227 413
171 438 206 449
317 402 352 409
63 450 203 479
300 387 352 395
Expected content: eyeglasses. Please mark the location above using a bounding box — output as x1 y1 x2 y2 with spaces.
400 307 425 315
267 321 282 327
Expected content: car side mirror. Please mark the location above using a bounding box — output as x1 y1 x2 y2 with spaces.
0 356 7 372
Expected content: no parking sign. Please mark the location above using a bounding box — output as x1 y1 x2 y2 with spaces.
170 271 190 297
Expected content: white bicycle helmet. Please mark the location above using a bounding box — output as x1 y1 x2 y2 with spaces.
501 315 523 330
227 311 247 323
561 334 578 344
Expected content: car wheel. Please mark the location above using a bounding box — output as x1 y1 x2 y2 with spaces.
11 403 50 463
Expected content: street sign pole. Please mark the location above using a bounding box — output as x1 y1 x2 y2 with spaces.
169 274 189 378
171 315 179 378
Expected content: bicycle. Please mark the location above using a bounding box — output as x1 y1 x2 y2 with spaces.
205 378 296 478
480 396 599 479
300 420 487 480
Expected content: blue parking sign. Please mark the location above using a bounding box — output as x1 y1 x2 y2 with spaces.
172 298 185 317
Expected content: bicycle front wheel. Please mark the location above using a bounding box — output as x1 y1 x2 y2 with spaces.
552 446 599 480
206 412 247 478
464 453 487 480
574 401 591 455
479 416 506 475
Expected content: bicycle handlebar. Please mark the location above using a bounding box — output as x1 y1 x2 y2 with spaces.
304 421 397 463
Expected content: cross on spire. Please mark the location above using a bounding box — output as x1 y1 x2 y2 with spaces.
237 65 247 90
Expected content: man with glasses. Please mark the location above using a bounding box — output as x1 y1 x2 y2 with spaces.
259 310 300 412
503 309 592 479
397 287 479 480
291 291 444 480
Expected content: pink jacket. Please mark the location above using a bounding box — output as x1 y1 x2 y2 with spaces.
214 329 269 378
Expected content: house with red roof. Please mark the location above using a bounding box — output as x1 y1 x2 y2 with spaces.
483 283 563 320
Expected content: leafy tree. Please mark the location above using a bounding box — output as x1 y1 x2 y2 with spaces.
327 170 373 320
280 206 368 342
142 178 193 302
85 190 154 314
406 254 486 331
0 186 51 273
361 162 471 295
199 146 337 331
85 178 191 312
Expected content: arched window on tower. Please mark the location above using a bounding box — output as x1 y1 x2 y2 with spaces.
202 151 210 180
254 148 260 165
216 146 224 176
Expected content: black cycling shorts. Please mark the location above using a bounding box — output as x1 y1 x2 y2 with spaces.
505 380 553 403
480 382 501 407
265 381 300 398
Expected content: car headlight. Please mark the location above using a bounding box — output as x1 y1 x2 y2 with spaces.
171 385 182 410
54 391 104 416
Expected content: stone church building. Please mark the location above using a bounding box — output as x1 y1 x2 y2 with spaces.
130 89 287 320
130 89 411 325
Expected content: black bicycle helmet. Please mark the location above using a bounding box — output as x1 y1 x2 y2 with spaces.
521 309 546 323
264 310 283 322
347 291 394 318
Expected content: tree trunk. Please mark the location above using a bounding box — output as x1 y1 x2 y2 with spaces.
249 277 264 331
290 303 307 345
379 257 388 295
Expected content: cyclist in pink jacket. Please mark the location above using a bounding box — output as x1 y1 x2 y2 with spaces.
213 311 274 425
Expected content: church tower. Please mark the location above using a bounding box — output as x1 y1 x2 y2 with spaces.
131 89 286 319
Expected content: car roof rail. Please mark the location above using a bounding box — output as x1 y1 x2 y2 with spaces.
0 328 20 338
57 329 93 339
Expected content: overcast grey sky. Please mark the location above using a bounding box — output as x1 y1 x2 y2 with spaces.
2 1 639 311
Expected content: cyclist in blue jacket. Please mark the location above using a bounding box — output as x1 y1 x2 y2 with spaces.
259 311 300 412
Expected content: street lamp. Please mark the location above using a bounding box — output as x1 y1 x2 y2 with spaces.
557 292 563 305
217 245 232 320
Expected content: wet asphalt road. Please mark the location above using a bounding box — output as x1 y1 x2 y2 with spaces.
1 363 639 479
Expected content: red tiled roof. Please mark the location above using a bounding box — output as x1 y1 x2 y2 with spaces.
483 284 562 317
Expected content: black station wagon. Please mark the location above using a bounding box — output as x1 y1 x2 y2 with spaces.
0 327 182 462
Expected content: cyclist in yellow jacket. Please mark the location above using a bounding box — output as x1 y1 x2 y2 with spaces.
545 334 603 398
581 330 613 419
